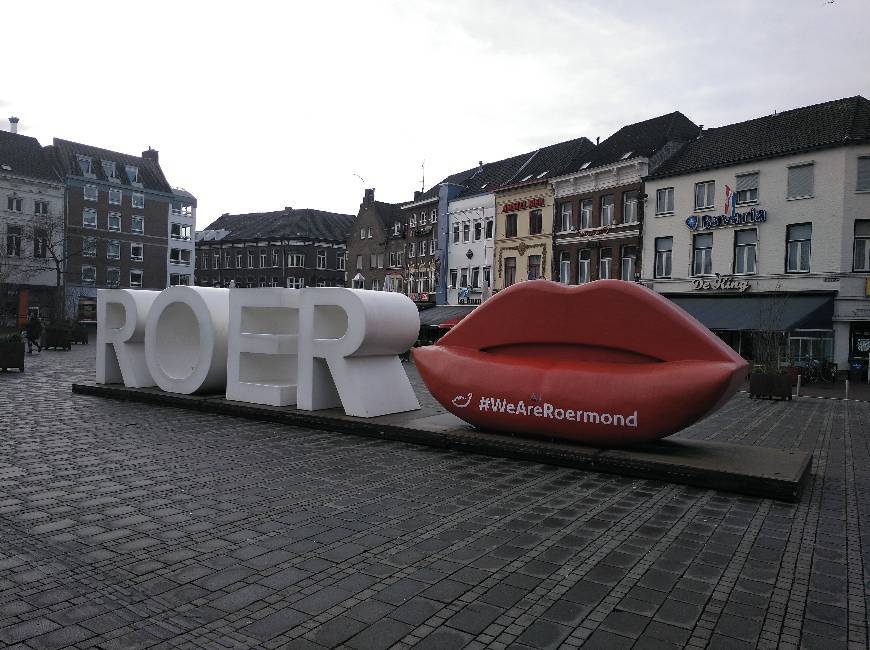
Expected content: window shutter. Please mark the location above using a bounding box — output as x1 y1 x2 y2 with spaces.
787 164 814 198
854 220 870 237
858 157 870 192
736 172 758 192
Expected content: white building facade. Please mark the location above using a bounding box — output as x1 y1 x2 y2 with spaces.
445 192 495 305
168 189 197 286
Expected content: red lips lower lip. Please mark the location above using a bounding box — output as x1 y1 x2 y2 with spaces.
413 280 748 446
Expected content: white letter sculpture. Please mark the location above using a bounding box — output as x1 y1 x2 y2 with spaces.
96 289 159 387
144 287 230 394
298 288 420 417
227 288 300 406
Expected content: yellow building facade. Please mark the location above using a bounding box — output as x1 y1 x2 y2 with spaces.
493 183 555 291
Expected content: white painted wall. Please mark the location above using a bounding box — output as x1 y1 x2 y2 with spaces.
166 201 196 286
446 192 496 305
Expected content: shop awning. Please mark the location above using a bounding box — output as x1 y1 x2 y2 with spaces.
666 293 834 331
417 305 477 328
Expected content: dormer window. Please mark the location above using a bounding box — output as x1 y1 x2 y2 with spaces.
620 152 633 160
126 165 139 184
102 160 119 180
520 174 533 182
580 162 591 170
536 170 549 179
77 155 94 176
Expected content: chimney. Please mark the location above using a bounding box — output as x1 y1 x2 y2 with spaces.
595 136 600 145
9 117 19 134
363 188 375 206
413 190 423 201
284 206 293 212
142 147 159 163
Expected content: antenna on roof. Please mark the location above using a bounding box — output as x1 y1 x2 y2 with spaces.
420 160 425 194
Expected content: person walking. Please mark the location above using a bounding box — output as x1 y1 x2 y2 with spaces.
25 314 43 354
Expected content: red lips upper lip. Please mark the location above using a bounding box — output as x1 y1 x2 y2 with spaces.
413 280 748 446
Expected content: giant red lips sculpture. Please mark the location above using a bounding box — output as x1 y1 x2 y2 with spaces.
413 280 748 446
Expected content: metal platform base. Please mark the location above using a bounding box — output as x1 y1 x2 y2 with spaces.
72 383 812 502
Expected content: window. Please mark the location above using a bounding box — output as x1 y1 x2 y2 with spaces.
5 225 21 256
83 208 97 228
126 165 139 184
453 223 460 244
483 266 491 287
272 250 280 267
598 248 612 280
213 252 220 268
170 223 191 240
858 157 870 192
129 270 143 287
33 229 48 258
108 213 121 231
370 253 377 269
81 265 96 283
107 267 120 286
735 172 759 204
377 253 384 268
449 269 458 289
131 192 145 208
559 203 573 232
692 233 713 276
851 220 870 271
419 212 427 225
787 163 814 199
409 213 417 228
579 250 591 284
132 215 144 234
580 199 592 229
171 248 192 266
460 268 468 288
287 277 305 289
259 250 267 268
529 209 543 235
108 188 122 205
272 277 280 287
243 250 253 267
419 240 427 256
225 251 232 268
84 185 98 201
620 245 637 281
289 253 305 268
408 242 416 258
7 196 22 212
431 209 437 223
366 226 372 239
371 279 380 291
462 222 470 242
786 223 812 272
485 219 494 239
623 191 639 224
654 237 673 278
734 229 757 275
393 222 402 237
559 251 570 284
77 155 93 176
656 187 674 214
474 221 482 241
694 181 715 210
355 254 363 270
337 253 345 271
471 267 480 289
528 255 541 279
34 200 49 216
505 213 518 238
360 227 366 240
82 237 97 257
504 257 517 287
600 196 614 226
170 273 191 286
107 240 121 259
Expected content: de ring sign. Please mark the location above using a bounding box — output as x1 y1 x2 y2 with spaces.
96 287 420 418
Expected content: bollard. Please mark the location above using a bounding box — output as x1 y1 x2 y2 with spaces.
796 374 801 398
845 379 849 401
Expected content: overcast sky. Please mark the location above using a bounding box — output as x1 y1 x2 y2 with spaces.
3 1 869 229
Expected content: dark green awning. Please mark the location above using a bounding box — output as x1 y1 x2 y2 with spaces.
666 293 834 331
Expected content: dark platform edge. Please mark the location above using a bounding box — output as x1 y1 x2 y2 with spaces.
72 383 812 502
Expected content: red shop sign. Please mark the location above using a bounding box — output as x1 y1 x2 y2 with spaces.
502 197 545 213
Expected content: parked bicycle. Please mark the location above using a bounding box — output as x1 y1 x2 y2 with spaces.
798 358 837 384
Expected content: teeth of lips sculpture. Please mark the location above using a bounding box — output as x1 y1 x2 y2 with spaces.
413 280 748 446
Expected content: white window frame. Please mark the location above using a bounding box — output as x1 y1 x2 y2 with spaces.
654 237 672 279
786 223 812 273
288 253 305 268
131 215 144 234
623 192 639 224
598 249 612 280
81 265 96 283
600 196 614 227
655 187 674 215
620 246 637 281
34 200 49 216
82 208 97 228
453 223 460 244
82 236 97 258
131 192 145 208
692 233 714 277
129 270 143 288
559 251 571 284
83 185 98 201
853 220 870 271
107 266 121 286
735 172 759 205
560 203 572 232
108 212 121 232
733 229 757 275
578 251 591 284
337 253 345 271
107 240 121 260
317 250 327 269
108 188 122 205
580 199 592 229
694 181 715 210
126 165 140 184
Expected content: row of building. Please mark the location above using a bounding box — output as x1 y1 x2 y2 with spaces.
1 119 195 324
194 95 870 371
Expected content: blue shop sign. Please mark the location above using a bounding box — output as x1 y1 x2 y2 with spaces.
685 207 767 231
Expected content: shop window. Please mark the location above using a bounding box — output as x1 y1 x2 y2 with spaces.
623 191 639 224
787 163 814 199
528 255 541 279
600 195 614 226
734 228 757 275
852 220 870 271
529 209 543 235
504 257 517 287
694 181 715 210
655 188 674 215
578 250 591 284
736 172 759 204
692 233 713 276
598 248 612 280
620 245 637 281
786 223 812 272
505 213 518 238
580 199 592 229
559 251 571 284
654 237 672 278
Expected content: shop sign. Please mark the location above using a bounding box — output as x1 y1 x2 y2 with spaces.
691 273 750 292
685 207 767 231
502 197 545 213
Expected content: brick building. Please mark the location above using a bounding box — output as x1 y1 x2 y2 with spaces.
346 189 407 291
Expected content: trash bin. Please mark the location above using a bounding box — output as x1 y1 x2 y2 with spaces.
848 356 868 383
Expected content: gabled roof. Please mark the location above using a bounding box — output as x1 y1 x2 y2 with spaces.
496 136 595 191
0 131 59 182
201 208 354 242
649 96 870 179
452 152 540 201
366 200 408 229
558 111 699 176
52 138 172 193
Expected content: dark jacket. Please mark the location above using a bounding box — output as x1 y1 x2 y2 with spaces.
25 317 43 339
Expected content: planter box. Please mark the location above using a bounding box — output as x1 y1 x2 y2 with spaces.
749 372 792 400
43 327 72 350
0 341 25 372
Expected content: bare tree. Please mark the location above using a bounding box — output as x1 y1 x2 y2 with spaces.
751 285 790 374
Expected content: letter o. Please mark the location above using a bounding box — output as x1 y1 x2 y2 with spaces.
145 287 230 394
601 413 613 425
554 408 564 419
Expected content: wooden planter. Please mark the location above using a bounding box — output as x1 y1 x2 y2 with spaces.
43 327 72 351
0 341 25 372
749 372 792 400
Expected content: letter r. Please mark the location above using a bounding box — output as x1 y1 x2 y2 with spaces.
96 289 159 387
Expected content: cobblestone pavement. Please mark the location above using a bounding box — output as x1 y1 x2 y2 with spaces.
1 344 869 649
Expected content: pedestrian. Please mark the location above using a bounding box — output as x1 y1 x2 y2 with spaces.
25 314 43 354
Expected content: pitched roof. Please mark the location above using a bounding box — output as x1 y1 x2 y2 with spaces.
51 138 172 193
452 152 540 200
201 208 354 242
558 111 699 175
496 136 595 191
0 131 59 182
367 199 408 229
649 96 870 179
